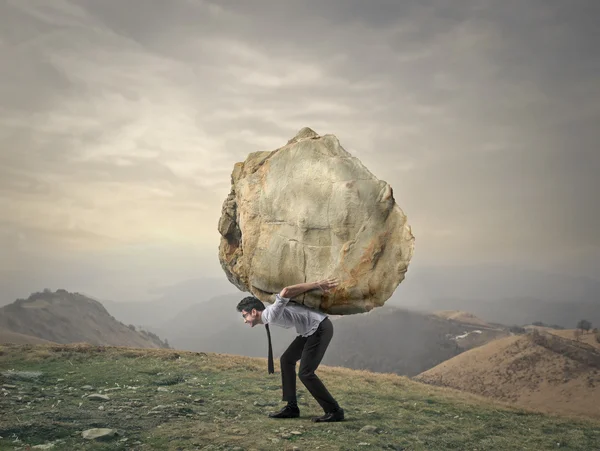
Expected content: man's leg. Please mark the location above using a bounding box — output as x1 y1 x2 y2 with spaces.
280 335 307 404
298 318 341 415
269 335 306 419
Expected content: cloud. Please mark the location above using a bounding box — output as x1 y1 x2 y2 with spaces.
0 0 598 301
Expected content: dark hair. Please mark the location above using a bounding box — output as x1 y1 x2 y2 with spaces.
236 296 266 313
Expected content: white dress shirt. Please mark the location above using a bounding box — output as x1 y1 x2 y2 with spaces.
261 294 328 337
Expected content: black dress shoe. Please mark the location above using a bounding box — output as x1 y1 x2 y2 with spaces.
268 405 300 419
312 407 344 422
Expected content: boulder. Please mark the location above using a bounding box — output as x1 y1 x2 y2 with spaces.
218 127 414 314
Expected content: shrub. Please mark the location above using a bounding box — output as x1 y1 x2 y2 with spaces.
577 319 592 332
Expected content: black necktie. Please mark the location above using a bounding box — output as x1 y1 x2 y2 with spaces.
265 323 274 374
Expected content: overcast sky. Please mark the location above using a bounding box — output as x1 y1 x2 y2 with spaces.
1 0 599 302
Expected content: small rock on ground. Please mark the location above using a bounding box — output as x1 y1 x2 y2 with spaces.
81 428 118 441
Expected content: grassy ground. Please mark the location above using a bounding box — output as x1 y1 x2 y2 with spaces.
0 344 599 451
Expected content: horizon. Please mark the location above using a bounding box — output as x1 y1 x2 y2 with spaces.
1 1 599 304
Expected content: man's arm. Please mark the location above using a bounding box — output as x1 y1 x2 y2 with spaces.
263 294 290 324
279 278 339 299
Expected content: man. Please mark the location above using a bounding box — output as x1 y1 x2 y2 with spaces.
236 278 344 422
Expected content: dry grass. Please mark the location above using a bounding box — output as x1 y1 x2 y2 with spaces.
1 343 599 450
415 332 600 420
546 329 600 350
0 328 56 345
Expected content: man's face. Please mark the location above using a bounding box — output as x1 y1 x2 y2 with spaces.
241 309 261 327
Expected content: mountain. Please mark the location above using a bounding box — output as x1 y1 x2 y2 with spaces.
411 297 600 330
0 289 169 348
386 264 600 328
159 299 507 376
414 328 600 419
321 307 508 376
154 293 299 358
392 264 600 306
98 277 237 327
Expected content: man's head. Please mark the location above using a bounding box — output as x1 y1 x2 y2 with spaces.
236 296 265 327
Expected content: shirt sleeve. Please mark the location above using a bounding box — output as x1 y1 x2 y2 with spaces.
262 294 290 324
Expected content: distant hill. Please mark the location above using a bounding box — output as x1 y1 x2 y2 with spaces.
321 307 508 376
159 299 508 376
394 265 600 307
410 297 600 330
0 289 169 348
154 293 299 358
98 277 237 327
415 329 600 419
433 310 494 327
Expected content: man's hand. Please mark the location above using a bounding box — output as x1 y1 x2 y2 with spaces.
279 278 340 299
315 278 339 293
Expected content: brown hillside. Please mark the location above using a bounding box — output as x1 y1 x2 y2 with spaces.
0 290 169 349
0 327 56 345
544 328 600 350
433 310 492 328
415 330 600 419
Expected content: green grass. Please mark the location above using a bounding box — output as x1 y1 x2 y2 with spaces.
0 344 599 450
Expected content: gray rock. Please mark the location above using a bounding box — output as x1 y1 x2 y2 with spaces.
81 385 94 391
151 405 169 411
1 370 43 380
218 127 414 314
359 425 379 434
81 428 118 441
87 394 110 401
253 400 278 407
32 444 55 449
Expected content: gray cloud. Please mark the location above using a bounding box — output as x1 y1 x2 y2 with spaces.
0 0 598 301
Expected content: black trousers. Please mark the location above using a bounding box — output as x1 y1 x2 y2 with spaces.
280 317 339 413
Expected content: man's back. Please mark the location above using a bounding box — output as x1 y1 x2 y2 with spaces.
262 296 327 337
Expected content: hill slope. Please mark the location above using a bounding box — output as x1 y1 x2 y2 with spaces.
321 307 508 376
528 326 600 350
0 343 598 450
0 327 56 345
0 289 169 348
415 330 600 419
